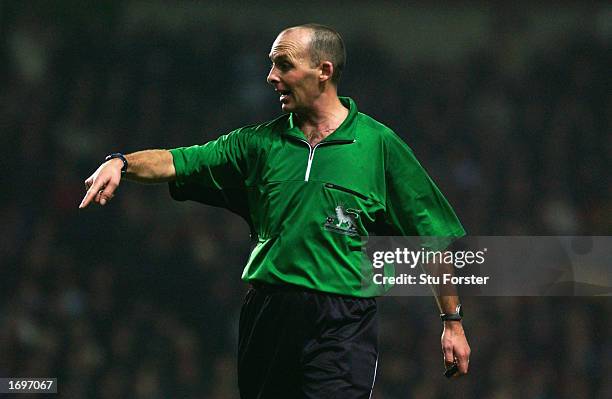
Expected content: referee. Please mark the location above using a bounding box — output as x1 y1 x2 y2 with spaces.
80 24 470 398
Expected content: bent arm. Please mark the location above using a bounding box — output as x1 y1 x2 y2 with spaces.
79 149 175 208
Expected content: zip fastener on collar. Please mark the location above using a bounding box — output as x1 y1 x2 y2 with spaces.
294 138 355 181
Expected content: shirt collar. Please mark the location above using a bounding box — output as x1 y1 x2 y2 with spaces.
284 96 357 142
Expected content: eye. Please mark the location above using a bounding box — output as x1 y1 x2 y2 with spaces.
282 62 294 71
275 61 292 71
269 57 293 72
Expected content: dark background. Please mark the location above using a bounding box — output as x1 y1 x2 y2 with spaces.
1 2 610 398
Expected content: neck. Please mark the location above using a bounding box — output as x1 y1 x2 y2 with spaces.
295 93 348 146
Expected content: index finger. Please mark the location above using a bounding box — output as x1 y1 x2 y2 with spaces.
79 180 104 208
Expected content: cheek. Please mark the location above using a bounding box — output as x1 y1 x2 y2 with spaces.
305 73 321 87
294 75 318 93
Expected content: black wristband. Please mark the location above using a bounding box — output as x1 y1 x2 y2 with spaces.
105 153 128 174
440 304 463 322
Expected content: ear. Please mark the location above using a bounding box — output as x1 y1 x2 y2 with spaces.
319 61 334 82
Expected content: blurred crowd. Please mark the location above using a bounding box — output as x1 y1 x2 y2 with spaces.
1 3 610 399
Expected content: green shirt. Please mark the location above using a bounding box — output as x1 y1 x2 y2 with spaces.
169 97 465 297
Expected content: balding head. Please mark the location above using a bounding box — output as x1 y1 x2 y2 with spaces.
281 24 346 85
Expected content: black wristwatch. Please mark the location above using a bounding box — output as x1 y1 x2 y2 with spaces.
440 304 463 322
105 153 128 174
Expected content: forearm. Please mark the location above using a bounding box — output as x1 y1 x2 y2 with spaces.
123 149 176 183
425 258 461 315
437 292 460 316
438 294 463 334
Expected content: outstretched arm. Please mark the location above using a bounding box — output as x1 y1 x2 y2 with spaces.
79 150 175 208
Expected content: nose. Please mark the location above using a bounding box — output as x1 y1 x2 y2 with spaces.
266 65 279 85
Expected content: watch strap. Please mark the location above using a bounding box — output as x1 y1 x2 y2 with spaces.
105 153 128 174
440 304 463 321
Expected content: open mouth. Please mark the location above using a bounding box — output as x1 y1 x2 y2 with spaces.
277 89 292 101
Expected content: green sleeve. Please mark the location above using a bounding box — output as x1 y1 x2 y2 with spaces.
168 127 252 214
384 133 465 249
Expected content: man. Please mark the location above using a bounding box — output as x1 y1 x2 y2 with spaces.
80 24 470 398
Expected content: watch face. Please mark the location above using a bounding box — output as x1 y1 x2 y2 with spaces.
457 304 463 317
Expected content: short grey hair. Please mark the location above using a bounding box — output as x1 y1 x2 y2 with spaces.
287 23 346 85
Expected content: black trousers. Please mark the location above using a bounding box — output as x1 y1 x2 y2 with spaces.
238 283 378 399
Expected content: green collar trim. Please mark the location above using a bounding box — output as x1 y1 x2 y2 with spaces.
284 97 357 143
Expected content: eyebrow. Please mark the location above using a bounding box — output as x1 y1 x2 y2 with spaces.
269 54 290 62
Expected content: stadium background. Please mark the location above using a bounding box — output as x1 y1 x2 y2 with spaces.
1 2 610 398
